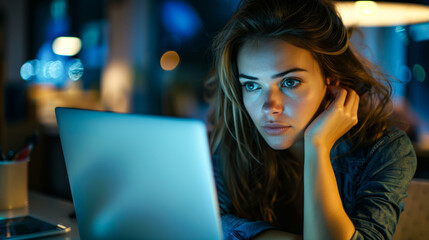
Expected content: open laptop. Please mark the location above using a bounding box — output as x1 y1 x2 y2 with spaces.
55 107 223 240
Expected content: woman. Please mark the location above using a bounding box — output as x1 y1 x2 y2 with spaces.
206 0 417 239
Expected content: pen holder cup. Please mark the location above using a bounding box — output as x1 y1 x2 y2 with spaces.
0 159 29 210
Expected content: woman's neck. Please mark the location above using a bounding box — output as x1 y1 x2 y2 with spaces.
289 139 305 164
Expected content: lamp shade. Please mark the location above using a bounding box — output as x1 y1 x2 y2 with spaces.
336 1 429 27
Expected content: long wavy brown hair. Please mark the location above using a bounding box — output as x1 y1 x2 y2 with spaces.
206 0 393 225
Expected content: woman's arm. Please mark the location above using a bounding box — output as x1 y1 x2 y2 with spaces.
303 143 355 240
303 86 359 240
221 214 276 240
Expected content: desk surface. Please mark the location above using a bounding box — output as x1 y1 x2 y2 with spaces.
0 191 79 240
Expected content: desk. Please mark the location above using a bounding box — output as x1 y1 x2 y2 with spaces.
0 191 80 239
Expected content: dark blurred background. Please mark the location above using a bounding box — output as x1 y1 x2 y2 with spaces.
1 0 429 200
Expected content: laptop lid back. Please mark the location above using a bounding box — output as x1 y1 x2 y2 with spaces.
55 107 223 240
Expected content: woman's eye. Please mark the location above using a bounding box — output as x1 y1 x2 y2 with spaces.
281 78 300 88
243 82 260 91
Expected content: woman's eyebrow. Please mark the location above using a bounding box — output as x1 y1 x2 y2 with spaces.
271 68 307 79
238 68 307 80
238 73 258 80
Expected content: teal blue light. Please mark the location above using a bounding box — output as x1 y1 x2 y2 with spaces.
20 62 33 80
51 0 67 20
20 60 40 81
48 60 64 79
400 65 412 83
68 59 84 81
409 22 429 42
413 64 426 83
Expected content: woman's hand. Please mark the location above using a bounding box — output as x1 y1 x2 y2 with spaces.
303 85 359 240
304 86 359 150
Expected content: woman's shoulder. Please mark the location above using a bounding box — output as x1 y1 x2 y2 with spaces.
332 126 416 172
366 126 414 159
336 126 413 156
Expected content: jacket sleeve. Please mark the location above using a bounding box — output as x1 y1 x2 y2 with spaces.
213 156 275 240
348 130 417 240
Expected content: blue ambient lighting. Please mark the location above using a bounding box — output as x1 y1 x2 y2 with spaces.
400 65 412 83
47 60 64 79
395 26 409 44
67 59 84 81
413 64 426 83
20 62 33 80
162 0 202 39
20 60 40 81
51 0 67 20
409 22 429 42
80 20 107 68
23 41 85 86
20 58 84 85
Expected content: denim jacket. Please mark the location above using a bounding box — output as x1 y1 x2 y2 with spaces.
214 127 417 240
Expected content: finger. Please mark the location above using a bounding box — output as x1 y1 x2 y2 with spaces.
344 88 358 113
346 89 359 116
351 91 360 117
328 86 347 107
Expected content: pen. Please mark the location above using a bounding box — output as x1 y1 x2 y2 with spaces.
12 143 34 161
9 131 39 161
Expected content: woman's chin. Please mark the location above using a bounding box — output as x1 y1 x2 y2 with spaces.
265 139 293 150
262 132 304 151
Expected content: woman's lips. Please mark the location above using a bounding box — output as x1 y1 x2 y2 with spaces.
262 124 291 135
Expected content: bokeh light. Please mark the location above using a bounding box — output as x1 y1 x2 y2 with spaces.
42 61 50 79
51 0 67 20
413 64 426 82
409 22 429 42
20 58 84 85
48 60 64 79
162 0 202 39
20 59 40 80
82 22 100 49
68 59 84 81
52 36 82 56
20 62 33 80
160 51 180 71
395 26 409 44
400 65 412 83
81 20 108 69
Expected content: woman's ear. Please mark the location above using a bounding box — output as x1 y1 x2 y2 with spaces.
327 77 339 86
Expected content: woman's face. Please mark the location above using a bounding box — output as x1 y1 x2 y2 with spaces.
237 38 327 150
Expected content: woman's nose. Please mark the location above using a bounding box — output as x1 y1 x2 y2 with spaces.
262 88 284 115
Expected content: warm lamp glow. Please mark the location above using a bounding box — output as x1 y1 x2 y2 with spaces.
336 1 429 27
160 51 180 71
355 1 378 16
52 37 82 56
101 61 132 113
